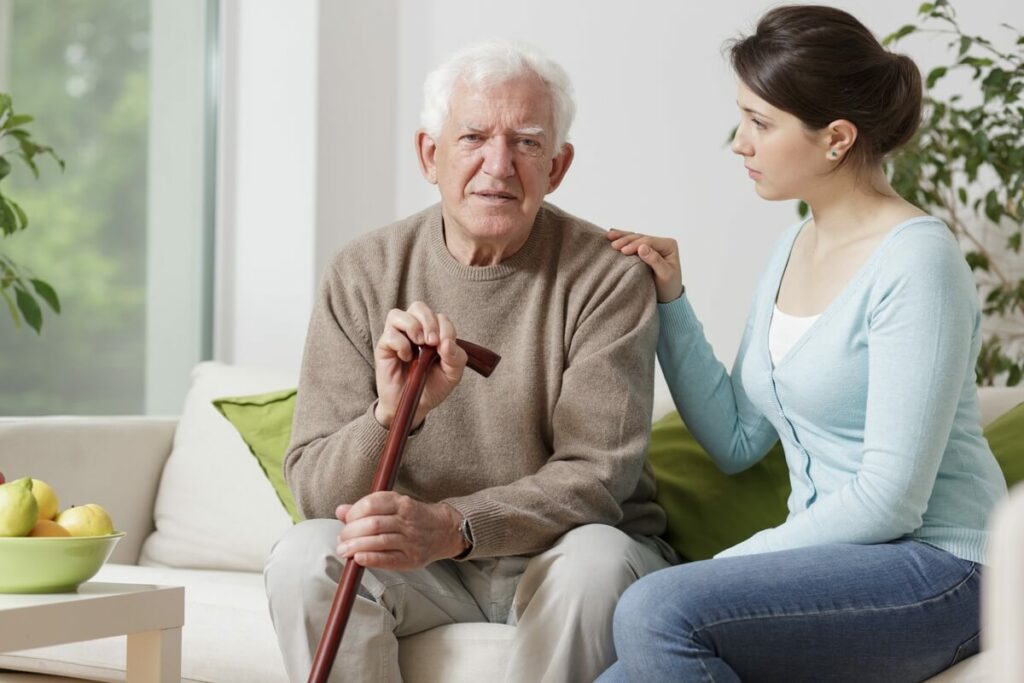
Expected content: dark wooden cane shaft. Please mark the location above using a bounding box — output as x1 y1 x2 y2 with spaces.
308 339 500 683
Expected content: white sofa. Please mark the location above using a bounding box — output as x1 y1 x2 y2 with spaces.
0 362 1020 683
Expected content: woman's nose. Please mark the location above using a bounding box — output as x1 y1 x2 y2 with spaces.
730 125 751 156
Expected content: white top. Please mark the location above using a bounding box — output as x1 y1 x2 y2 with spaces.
768 305 820 366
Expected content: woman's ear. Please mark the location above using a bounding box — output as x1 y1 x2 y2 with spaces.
824 119 858 162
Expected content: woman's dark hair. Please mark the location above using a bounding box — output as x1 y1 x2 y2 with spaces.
729 5 922 168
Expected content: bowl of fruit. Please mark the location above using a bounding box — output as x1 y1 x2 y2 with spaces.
0 472 124 594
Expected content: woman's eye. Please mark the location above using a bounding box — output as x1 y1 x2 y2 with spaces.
461 134 482 143
518 139 540 148
751 118 767 130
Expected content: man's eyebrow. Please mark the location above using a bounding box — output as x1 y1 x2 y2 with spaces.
458 123 547 136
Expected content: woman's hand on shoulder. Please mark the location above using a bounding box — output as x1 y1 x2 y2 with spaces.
606 229 684 303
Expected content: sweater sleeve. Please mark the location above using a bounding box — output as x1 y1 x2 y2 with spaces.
717 230 976 558
283 262 394 520
657 294 779 474
443 263 659 558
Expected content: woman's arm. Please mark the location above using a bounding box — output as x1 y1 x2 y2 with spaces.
658 295 779 473
608 230 779 473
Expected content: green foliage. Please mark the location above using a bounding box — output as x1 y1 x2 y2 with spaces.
884 1 1024 386
0 0 149 415
0 94 64 333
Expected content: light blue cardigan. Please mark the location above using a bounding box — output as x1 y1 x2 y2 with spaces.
658 216 1007 564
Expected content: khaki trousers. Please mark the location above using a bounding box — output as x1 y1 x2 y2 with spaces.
264 519 674 683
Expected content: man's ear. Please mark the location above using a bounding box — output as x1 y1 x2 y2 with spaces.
416 130 439 184
546 143 574 194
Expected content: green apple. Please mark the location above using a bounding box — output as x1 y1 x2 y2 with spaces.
30 479 59 521
0 477 39 537
56 503 114 537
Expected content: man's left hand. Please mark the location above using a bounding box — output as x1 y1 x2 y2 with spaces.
336 492 467 571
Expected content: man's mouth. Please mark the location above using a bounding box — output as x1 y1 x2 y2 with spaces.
474 190 517 201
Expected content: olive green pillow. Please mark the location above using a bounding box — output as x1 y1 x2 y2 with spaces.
212 389 302 523
984 401 1024 489
647 411 790 561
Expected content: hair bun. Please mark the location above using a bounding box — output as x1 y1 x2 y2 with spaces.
876 54 924 156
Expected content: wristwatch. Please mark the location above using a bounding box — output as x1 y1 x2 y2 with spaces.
454 515 474 560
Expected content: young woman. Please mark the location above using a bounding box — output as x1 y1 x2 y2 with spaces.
598 6 1007 682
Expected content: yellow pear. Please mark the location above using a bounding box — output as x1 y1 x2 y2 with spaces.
56 504 114 537
29 519 71 537
0 477 38 537
30 479 59 521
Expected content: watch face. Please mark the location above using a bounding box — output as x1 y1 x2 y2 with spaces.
461 518 474 545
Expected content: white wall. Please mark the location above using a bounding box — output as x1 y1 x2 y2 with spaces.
219 0 1023 374
217 0 320 371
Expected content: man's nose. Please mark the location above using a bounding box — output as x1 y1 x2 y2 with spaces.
481 138 515 178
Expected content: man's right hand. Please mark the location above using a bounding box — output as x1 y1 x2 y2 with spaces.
374 301 468 429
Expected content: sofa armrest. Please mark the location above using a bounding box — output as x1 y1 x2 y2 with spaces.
0 416 177 565
978 387 1024 427
984 483 1024 682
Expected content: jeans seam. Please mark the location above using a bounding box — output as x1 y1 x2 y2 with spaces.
697 655 716 683
950 630 981 667
690 562 979 639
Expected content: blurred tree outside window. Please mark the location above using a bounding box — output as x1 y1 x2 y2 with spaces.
0 0 211 415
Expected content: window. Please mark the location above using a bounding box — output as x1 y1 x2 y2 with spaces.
0 0 216 415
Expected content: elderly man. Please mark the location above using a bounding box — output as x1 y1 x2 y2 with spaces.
265 42 674 683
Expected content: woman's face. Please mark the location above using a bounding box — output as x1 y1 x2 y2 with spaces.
730 81 833 201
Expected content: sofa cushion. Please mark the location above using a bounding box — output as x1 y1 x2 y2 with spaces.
647 411 790 561
139 362 297 572
213 389 302 523
984 401 1024 489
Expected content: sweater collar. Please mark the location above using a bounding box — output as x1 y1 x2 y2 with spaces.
427 203 547 282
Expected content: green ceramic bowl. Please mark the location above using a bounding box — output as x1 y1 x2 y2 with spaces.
0 531 125 593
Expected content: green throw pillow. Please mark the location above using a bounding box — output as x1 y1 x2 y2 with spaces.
984 401 1024 490
647 412 790 562
213 389 302 523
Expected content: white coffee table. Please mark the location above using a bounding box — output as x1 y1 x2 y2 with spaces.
0 582 184 682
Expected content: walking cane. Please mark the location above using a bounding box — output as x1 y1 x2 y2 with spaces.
307 337 501 683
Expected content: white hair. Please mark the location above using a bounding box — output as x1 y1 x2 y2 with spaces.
419 41 576 152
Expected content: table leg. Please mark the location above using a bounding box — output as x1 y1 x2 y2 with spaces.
127 627 182 682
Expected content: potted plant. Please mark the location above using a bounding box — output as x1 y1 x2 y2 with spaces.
0 93 64 333
883 1 1024 386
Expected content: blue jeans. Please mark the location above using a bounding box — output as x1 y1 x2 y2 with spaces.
596 540 981 682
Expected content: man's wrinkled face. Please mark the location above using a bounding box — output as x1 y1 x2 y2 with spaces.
417 75 573 258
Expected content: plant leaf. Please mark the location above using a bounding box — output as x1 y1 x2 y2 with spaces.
7 197 26 231
965 252 990 272
29 278 59 313
883 24 917 46
4 114 32 129
0 287 19 328
13 286 41 333
926 66 948 90
0 197 17 236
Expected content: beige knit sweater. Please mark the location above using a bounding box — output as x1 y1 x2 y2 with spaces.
284 202 666 559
